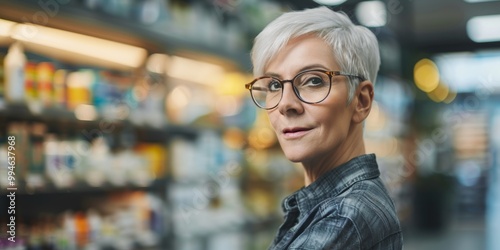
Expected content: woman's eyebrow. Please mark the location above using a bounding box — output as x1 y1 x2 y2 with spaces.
298 64 329 72
263 71 281 78
263 64 329 78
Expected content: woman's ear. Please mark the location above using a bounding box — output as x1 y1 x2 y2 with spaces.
352 81 374 124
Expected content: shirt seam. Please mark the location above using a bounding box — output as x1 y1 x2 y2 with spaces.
336 211 363 250
332 173 378 198
371 230 402 247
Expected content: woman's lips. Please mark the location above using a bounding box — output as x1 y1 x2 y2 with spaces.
282 127 312 139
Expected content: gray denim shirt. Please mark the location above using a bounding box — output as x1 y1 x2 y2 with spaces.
269 154 403 250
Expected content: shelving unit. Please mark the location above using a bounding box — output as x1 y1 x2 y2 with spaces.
0 103 199 138
0 101 178 249
0 1 259 249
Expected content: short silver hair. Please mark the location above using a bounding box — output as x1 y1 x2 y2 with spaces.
251 6 380 102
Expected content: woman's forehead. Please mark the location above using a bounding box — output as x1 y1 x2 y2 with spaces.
264 36 338 76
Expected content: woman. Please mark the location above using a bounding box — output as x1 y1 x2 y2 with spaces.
245 6 403 249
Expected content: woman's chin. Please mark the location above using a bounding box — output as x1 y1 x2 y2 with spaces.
283 151 308 163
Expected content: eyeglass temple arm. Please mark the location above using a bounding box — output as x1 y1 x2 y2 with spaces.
245 84 268 92
332 71 366 81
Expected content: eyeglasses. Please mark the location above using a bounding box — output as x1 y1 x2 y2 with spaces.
245 70 365 110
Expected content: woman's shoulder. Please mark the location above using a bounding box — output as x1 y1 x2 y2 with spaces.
317 177 400 232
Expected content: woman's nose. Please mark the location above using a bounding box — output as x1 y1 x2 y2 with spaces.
277 83 304 115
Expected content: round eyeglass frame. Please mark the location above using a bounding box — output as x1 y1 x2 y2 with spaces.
245 70 365 110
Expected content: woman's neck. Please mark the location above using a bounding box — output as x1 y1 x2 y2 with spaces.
302 125 366 186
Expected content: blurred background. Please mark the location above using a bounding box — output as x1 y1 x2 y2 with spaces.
0 0 499 249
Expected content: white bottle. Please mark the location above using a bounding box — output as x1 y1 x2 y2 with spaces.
4 42 26 103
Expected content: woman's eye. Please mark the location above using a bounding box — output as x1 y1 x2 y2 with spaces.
269 80 282 91
305 77 324 86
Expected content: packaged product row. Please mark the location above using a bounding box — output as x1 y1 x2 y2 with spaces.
0 121 167 191
0 191 165 250
1 43 168 126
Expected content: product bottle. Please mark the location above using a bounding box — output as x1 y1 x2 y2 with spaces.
36 62 54 107
24 61 37 101
26 122 47 189
86 209 102 247
4 42 26 103
66 69 94 110
53 69 67 108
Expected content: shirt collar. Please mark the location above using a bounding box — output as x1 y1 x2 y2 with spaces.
282 154 380 218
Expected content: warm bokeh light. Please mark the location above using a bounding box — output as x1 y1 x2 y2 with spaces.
427 82 450 102
215 95 242 117
167 56 225 85
222 127 246 149
248 127 276 150
167 85 192 111
414 58 440 92
248 111 277 149
216 72 252 96
365 101 387 131
443 90 457 104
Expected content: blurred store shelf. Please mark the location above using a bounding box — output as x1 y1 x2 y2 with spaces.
0 0 252 70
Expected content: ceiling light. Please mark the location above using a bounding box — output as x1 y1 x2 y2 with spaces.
0 19 15 38
11 23 147 69
0 19 15 45
355 1 387 27
467 15 500 42
313 0 347 5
